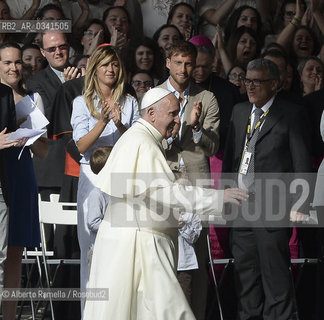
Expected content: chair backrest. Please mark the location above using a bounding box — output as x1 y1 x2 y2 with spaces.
38 195 77 225
37 195 78 320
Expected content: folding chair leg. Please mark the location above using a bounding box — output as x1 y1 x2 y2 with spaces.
207 234 224 320
41 248 55 320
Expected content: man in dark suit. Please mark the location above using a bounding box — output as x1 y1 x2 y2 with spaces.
223 59 312 319
26 31 76 199
0 84 17 309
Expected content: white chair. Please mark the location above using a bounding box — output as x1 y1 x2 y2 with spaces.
38 194 80 320
19 248 42 320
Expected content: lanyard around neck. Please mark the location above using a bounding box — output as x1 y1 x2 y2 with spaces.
246 108 270 142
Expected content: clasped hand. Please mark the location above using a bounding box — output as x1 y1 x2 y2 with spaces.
101 101 122 127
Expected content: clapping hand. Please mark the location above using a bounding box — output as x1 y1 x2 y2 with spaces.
64 66 82 82
86 30 104 55
109 102 122 127
110 27 128 49
101 101 122 127
190 101 202 127
101 101 112 124
315 73 323 91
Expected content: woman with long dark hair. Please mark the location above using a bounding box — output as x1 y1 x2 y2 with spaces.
0 42 48 320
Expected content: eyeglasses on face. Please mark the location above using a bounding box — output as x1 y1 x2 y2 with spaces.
285 11 295 17
228 72 245 80
84 30 100 37
42 44 69 53
243 78 273 87
131 80 153 87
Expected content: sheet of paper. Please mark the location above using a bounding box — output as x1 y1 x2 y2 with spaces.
8 128 47 141
8 128 46 160
15 96 49 129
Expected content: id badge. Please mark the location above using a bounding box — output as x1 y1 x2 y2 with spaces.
239 151 252 175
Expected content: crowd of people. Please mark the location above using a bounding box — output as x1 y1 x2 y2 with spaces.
0 0 323 319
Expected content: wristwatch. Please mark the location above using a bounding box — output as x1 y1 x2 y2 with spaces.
192 123 201 131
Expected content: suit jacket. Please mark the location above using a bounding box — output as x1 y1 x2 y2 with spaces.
198 73 242 150
223 95 312 223
158 80 220 176
26 65 65 188
313 111 324 207
0 83 16 204
302 89 324 162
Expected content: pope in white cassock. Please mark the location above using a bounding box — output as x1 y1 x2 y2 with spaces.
83 88 247 319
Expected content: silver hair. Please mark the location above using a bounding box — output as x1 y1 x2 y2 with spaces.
247 58 280 81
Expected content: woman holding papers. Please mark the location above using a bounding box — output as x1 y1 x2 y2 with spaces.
0 41 48 319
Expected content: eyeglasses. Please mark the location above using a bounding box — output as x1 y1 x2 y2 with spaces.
228 73 245 80
285 11 295 17
243 78 273 87
131 80 153 87
84 30 100 37
42 44 69 53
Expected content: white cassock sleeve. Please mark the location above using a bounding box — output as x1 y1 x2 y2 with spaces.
143 183 224 220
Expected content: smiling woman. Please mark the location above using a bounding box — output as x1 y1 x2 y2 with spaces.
21 44 46 78
224 5 263 45
292 26 319 64
0 41 48 320
130 69 154 101
298 55 324 96
125 37 163 83
167 2 194 41
74 19 110 56
103 6 131 51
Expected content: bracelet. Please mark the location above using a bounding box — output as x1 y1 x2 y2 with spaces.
290 20 298 28
294 15 301 22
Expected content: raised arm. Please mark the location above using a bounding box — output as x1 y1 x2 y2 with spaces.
256 0 277 33
310 0 324 35
20 0 40 20
276 0 303 50
213 25 233 75
72 0 90 32
201 0 237 26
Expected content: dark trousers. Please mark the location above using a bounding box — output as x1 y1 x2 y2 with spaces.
191 227 209 320
177 270 193 304
230 228 297 320
316 207 324 320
